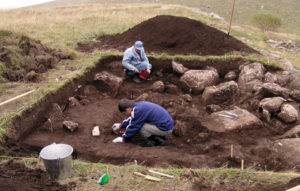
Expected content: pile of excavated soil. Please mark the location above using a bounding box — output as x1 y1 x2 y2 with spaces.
17 57 300 172
77 15 258 55
0 31 73 82
0 160 74 191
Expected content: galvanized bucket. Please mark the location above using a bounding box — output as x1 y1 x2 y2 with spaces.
40 143 73 180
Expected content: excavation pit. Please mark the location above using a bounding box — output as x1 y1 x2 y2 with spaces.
6 55 299 172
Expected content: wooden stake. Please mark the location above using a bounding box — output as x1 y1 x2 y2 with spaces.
241 160 244 170
148 170 174 179
286 185 300 191
230 144 234 158
134 172 161 182
0 89 35 107
227 0 236 36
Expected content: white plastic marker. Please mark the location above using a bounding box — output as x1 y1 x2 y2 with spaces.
148 170 174 179
224 111 238 117
217 114 233 119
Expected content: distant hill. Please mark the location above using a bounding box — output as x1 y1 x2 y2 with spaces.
36 0 300 36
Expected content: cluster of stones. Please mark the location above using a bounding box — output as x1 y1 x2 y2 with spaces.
267 39 300 53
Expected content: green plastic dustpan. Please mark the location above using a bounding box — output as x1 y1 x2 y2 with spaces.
97 173 109 184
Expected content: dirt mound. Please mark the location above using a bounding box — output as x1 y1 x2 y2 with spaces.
0 31 73 82
0 160 74 191
77 15 258 55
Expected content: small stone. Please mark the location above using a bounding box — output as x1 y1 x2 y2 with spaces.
63 121 79 132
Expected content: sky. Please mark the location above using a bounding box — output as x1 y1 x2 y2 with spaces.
0 0 55 9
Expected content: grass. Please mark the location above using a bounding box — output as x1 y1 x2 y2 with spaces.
0 157 298 191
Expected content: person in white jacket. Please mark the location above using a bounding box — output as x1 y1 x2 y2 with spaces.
122 41 152 83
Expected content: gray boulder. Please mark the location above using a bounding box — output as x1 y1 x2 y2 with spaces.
179 69 219 94
224 71 237 81
151 81 165 93
289 76 300 90
201 107 262 132
259 97 285 113
260 83 290 98
279 125 300 138
202 81 239 105
278 104 299 123
238 62 265 84
94 71 123 97
290 90 300 101
264 71 290 86
172 61 188 74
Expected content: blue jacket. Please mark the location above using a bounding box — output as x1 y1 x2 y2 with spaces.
122 46 151 71
121 101 173 142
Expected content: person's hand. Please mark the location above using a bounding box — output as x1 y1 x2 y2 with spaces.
112 137 124 143
134 68 139 73
147 69 151 74
112 123 121 132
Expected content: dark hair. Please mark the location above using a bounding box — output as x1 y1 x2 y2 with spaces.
118 98 133 112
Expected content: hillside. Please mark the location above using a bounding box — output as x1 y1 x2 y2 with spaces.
37 0 300 35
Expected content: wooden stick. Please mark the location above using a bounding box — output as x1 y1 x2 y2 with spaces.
230 144 233 158
133 172 161 182
0 89 35 107
148 170 174 179
227 0 236 36
286 185 300 191
241 160 244 170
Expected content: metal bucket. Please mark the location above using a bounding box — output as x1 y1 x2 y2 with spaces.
40 143 73 180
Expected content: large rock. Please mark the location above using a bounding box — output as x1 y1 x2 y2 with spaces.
264 71 290 86
224 71 237 81
201 108 262 132
172 61 188 74
260 83 290 98
94 71 123 97
278 104 299 123
238 62 265 84
259 97 285 113
290 90 300 101
239 79 263 94
68 97 80 108
288 76 300 90
151 81 165 93
202 81 239 105
273 138 300 167
279 125 300 138
179 69 219 94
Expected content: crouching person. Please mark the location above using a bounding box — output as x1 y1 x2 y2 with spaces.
112 98 173 146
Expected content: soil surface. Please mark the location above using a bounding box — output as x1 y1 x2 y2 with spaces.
77 15 258 56
19 59 300 172
0 160 74 191
0 31 72 82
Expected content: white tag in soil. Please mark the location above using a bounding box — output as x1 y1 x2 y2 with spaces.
92 126 100 136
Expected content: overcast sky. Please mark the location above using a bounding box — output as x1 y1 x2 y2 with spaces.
0 0 55 9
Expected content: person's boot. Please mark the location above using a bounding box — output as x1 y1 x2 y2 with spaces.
132 75 141 83
148 135 165 146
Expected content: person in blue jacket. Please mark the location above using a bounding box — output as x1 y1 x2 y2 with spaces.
122 41 152 83
112 98 173 146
